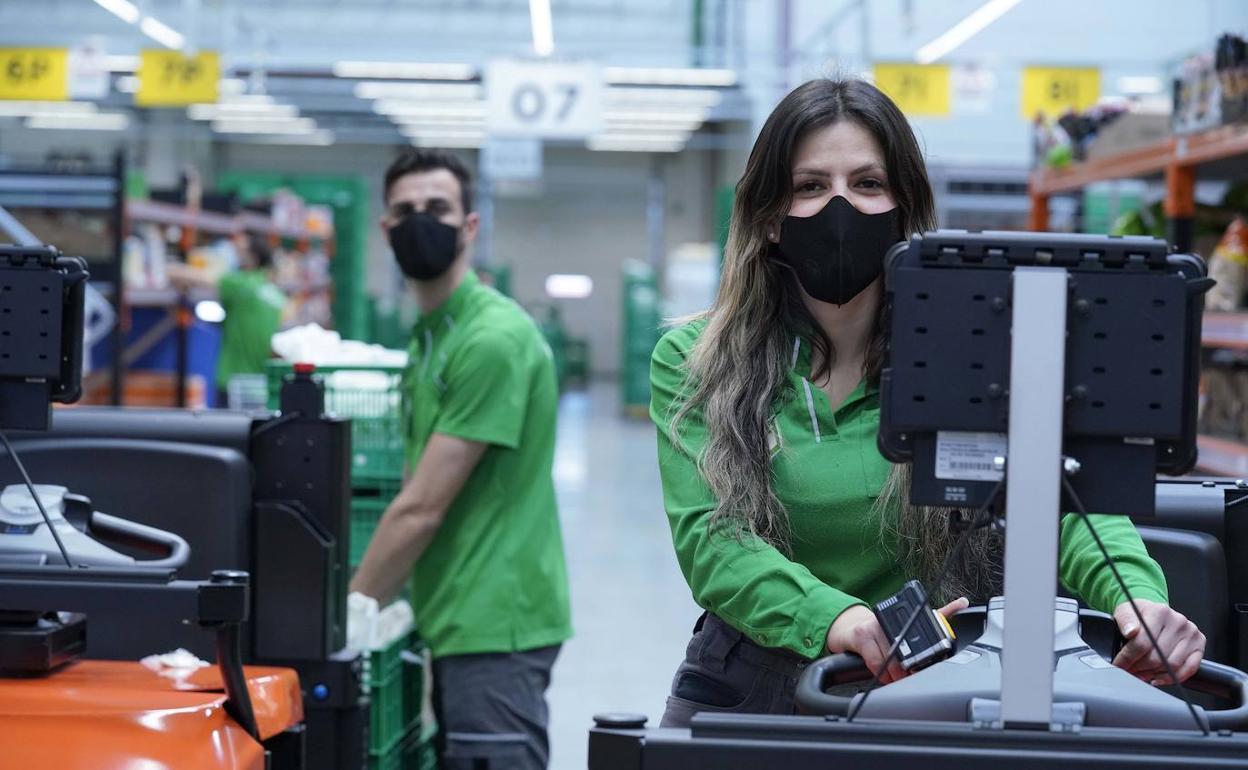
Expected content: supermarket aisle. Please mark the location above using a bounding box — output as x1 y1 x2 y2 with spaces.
546 383 699 770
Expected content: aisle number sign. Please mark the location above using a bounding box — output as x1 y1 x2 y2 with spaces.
0 48 69 101
1021 66 1099 120
137 50 220 107
486 60 603 139
873 63 950 117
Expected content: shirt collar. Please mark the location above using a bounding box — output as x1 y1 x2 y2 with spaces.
790 334 880 401
416 270 478 330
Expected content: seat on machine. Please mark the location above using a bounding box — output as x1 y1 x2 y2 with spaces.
1136 525 1229 663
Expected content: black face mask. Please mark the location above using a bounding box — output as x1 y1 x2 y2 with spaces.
389 212 459 281
776 196 901 305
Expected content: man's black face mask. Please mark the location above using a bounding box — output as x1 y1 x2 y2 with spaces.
389 211 459 281
775 196 902 306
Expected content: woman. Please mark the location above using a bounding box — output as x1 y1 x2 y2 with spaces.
651 78 1206 728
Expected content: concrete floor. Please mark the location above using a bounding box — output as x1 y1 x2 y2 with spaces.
545 383 699 770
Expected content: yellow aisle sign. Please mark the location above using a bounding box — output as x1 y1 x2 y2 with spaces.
137 50 220 107
0 48 69 101
1021 66 1099 120
873 64 950 117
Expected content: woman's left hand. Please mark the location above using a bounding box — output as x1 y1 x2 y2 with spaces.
1111 599 1205 685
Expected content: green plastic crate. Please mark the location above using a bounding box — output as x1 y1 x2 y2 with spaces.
367 631 414 755
266 362 407 485
350 496 388 566
401 645 426 734
368 739 406 770
403 731 439 770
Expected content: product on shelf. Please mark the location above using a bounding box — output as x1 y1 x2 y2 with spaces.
1207 217 1248 312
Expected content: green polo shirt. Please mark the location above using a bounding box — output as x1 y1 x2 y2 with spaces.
216 270 286 391
651 321 1168 660
401 271 572 658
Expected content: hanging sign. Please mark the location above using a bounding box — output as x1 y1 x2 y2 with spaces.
1020 66 1099 120
486 60 603 139
0 48 69 101
873 63 950 117
137 50 220 107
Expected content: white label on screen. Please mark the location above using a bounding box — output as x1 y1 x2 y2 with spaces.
935 431 1007 481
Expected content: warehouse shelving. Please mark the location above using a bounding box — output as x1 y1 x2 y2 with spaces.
126 198 334 407
1029 122 1248 477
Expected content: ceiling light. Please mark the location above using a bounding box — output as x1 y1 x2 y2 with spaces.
0 101 98 117
587 137 686 153
139 15 186 49
400 129 486 141
374 101 486 119
104 54 139 72
608 87 723 107
603 108 708 122
411 137 483 149
212 117 318 135
188 103 299 120
333 61 476 80
354 82 482 101
604 67 737 87
92 0 140 24
530 0 554 57
545 274 593 299
915 0 1022 65
218 78 247 95
1117 75 1163 95
606 120 702 133
27 113 130 131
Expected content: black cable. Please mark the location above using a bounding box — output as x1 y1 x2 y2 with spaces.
846 478 1004 722
1061 474 1209 736
0 428 74 568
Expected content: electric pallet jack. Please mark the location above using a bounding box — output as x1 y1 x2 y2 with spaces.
0 241 305 769
589 232 1248 768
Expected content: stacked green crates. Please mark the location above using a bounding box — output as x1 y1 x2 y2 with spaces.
265 361 407 565
621 260 662 416
366 631 435 769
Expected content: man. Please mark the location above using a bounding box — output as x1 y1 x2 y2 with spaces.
349 149 572 770
165 232 287 407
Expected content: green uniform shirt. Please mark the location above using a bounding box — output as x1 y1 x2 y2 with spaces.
216 270 286 390
402 271 572 658
651 321 1169 660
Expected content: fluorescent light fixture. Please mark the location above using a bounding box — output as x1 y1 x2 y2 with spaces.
530 0 554 57
915 0 1022 64
333 61 476 80
92 0 140 24
354 82 482 101
606 120 701 133
194 300 226 323
27 113 130 131
104 54 140 72
608 87 723 107
212 117 318 135
374 101 486 119
545 274 593 299
188 103 299 120
598 131 690 142
1117 75 1163 95
140 15 186 49
400 129 486 141
604 67 737 87
0 101 98 117
116 75 139 93
588 137 686 153
412 138 483 149
604 108 708 122
218 78 247 95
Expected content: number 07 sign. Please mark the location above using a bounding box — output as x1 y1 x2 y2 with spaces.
486 60 603 139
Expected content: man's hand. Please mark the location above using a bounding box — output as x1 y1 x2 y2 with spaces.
826 597 968 684
1112 599 1205 685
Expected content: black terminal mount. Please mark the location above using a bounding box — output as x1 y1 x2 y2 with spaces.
877 231 1210 516
0 245 88 431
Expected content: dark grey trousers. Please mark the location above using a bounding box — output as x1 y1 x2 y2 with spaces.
432 644 561 770
660 613 811 728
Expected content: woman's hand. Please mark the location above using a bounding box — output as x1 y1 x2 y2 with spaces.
826 597 968 684
1112 599 1205 685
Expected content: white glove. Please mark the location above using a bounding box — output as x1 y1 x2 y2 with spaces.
347 591 381 651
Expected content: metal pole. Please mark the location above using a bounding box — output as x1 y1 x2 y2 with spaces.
999 266 1068 728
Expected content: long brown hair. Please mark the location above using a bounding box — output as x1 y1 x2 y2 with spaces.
670 78 1000 602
